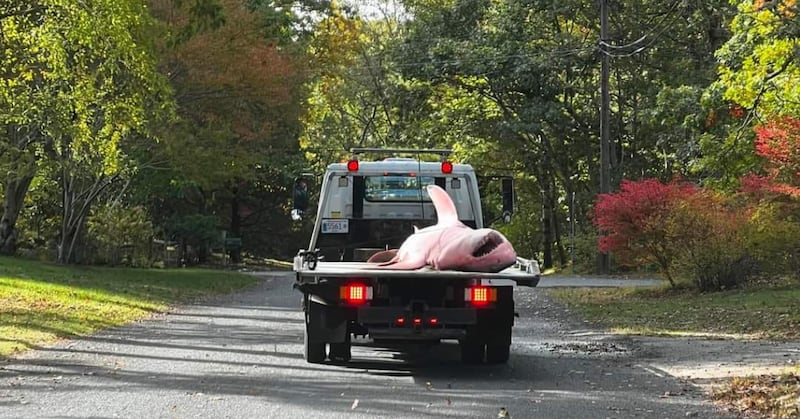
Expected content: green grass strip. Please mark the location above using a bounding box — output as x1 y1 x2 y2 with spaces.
548 285 800 340
0 256 261 357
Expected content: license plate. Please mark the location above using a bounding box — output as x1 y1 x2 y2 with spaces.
321 219 349 234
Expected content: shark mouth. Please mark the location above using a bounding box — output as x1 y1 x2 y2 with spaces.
472 234 503 258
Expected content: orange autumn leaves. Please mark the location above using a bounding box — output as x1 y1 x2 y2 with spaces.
152 0 300 141
753 0 797 16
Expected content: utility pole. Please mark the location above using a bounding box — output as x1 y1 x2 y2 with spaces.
599 0 611 274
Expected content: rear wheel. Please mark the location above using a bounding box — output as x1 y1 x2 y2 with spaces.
329 333 352 362
486 325 512 364
460 339 485 364
486 343 510 364
304 328 327 363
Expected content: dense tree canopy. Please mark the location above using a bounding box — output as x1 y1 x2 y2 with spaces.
2 0 799 274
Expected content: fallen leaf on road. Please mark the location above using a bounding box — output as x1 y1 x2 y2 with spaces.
351 399 359 409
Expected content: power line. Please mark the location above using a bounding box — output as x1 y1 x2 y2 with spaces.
598 0 683 58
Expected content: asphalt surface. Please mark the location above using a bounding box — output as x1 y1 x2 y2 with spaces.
0 272 733 419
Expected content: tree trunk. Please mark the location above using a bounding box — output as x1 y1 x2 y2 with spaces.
229 188 242 264
58 170 78 264
57 168 114 264
550 178 567 267
0 175 34 255
539 171 554 270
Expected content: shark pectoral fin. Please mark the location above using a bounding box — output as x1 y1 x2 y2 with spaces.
368 249 398 263
373 253 427 270
377 259 427 270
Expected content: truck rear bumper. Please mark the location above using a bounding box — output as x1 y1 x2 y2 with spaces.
357 306 476 340
357 307 477 325
368 327 466 340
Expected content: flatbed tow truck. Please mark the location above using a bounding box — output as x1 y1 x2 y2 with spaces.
292 149 540 364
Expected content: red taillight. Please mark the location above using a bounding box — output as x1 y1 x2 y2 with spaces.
465 286 497 306
428 317 439 326
413 317 422 326
340 283 372 305
395 316 406 326
347 159 359 172
441 161 453 174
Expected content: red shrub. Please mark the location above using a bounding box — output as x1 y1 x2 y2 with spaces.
593 178 701 286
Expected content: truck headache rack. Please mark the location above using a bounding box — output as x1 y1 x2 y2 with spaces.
350 148 453 160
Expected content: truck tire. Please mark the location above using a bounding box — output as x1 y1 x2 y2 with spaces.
460 339 485 364
304 304 327 363
304 327 327 363
486 325 512 364
329 342 351 362
329 330 352 362
486 342 510 364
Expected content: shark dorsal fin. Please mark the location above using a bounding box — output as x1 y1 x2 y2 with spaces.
426 184 460 226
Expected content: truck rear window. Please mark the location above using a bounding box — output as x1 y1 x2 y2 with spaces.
364 175 435 202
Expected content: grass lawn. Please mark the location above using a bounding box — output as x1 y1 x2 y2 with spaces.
548 285 800 339
0 256 261 357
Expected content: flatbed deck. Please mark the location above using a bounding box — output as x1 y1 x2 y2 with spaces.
294 258 540 286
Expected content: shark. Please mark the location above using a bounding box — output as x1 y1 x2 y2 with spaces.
368 184 517 273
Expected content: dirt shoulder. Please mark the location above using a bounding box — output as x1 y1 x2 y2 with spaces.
635 336 798 387
548 283 800 418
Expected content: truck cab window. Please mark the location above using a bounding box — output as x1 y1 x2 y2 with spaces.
364 175 435 202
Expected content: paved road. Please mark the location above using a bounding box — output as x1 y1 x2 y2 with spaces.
0 272 731 418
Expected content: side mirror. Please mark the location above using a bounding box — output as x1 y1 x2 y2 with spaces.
292 178 309 221
501 177 514 222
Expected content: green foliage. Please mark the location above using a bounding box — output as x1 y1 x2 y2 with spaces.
714 0 800 117
167 214 220 248
0 0 175 262
140 0 309 262
665 192 752 291
86 205 156 267
739 197 800 274
697 1 800 187
568 231 602 274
